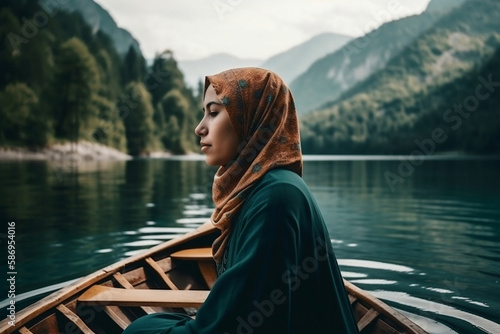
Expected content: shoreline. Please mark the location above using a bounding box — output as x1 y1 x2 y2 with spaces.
0 141 133 161
1 143 498 162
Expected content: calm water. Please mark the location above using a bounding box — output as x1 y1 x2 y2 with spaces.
0 157 499 333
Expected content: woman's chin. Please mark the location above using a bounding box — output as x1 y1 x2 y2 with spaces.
204 157 219 167
205 156 232 167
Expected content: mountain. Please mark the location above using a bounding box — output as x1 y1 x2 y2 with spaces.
426 0 465 13
178 53 262 90
57 0 141 56
179 32 352 91
290 0 465 114
260 32 352 84
300 0 500 155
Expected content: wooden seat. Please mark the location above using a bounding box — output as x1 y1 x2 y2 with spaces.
170 248 213 260
78 286 209 308
170 248 217 289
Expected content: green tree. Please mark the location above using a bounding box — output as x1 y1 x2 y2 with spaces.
148 50 201 154
121 82 157 155
159 89 193 153
150 50 185 105
0 83 50 146
123 45 146 84
95 49 121 99
0 2 204 155
88 95 127 152
0 7 22 90
53 37 100 141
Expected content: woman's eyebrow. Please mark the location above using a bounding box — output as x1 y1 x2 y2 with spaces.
203 101 223 111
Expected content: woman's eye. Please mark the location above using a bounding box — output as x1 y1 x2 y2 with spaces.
209 111 218 117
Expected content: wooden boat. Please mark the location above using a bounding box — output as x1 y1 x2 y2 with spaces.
0 222 427 334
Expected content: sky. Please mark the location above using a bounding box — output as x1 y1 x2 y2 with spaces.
94 0 431 61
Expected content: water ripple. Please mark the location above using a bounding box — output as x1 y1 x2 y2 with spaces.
350 279 397 285
121 240 163 247
338 259 414 273
176 217 209 224
372 290 500 334
138 227 194 234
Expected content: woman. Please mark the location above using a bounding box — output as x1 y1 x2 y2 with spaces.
124 68 358 333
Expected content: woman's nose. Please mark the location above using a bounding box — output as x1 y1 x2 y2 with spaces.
195 119 207 137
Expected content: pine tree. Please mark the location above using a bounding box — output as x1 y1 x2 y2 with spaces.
91 95 127 152
0 82 50 146
53 37 100 142
123 45 146 84
121 82 157 155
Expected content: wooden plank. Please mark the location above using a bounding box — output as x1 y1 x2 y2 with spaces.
121 258 175 287
25 313 59 334
102 306 131 330
18 327 33 334
78 286 209 308
357 308 379 333
113 272 135 289
348 295 357 305
343 279 427 334
120 266 148 287
370 318 403 334
170 247 213 260
145 257 179 290
113 272 156 315
170 247 216 289
198 261 217 289
352 299 369 323
0 221 216 333
56 304 95 334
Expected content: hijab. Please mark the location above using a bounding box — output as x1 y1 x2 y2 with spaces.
205 67 303 264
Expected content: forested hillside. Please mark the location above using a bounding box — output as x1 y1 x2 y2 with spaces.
290 13 438 114
260 32 352 84
0 0 200 155
55 0 142 56
300 0 500 155
291 0 464 114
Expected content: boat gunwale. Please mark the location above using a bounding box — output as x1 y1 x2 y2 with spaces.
0 222 217 334
343 279 427 334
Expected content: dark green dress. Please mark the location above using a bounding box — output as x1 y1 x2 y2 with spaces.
123 169 359 334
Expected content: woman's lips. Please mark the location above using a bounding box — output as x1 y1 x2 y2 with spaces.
200 142 211 152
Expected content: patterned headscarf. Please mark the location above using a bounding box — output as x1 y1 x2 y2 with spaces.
205 67 303 264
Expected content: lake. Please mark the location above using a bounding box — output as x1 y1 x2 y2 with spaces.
0 156 499 333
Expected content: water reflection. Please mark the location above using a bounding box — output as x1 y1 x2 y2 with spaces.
303 159 500 333
373 290 500 334
0 158 499 334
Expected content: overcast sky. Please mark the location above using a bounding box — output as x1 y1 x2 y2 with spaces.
94 0 431 61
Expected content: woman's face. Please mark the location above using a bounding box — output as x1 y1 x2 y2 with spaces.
195 84 239 166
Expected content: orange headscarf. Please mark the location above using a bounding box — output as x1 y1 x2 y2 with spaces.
206 67 303 264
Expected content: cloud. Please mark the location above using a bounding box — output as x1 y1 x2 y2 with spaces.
94 0 430 61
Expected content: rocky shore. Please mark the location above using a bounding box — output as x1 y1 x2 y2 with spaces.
0 141 132 161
